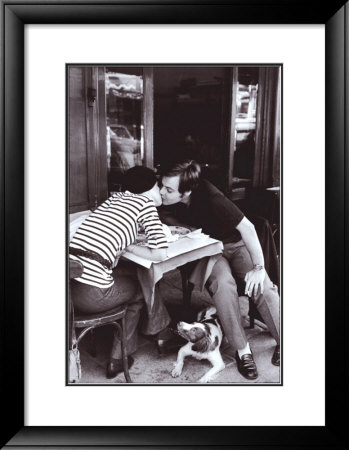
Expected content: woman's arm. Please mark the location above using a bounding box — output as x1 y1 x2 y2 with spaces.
126 244 167 262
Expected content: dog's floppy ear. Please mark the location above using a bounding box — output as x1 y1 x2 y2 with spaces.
192 335 219 353
192 335 211 353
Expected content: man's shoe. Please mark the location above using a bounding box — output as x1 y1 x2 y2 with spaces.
271 345 280 366
106 355 134 379
156 327 186 354
235 352 258 380
157 327 176 340
156 336 186 354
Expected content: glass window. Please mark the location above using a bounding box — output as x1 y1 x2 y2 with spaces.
232 67 258 188
105 69 144 194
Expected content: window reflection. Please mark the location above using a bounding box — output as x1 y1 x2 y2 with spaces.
106 70 144 194
233 67 258 187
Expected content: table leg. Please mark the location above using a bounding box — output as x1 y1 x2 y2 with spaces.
180 269 194 310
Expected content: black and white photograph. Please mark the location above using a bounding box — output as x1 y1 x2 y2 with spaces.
2 0 348 446
68 65 281 385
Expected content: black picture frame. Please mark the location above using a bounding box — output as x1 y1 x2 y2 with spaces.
1 1 348 448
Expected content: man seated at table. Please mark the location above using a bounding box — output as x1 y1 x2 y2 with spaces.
157 160 280 380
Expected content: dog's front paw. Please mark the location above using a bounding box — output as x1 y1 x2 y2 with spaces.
198 374 212 383
171 364 183 378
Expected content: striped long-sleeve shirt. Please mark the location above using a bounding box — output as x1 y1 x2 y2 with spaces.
69 192 168 288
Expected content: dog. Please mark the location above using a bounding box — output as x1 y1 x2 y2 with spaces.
171 306 225 383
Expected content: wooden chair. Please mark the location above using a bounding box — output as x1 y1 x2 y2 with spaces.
69 259 132 383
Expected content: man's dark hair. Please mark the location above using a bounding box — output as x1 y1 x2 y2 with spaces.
161 160 201 194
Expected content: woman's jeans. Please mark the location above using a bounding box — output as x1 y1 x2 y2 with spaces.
70 261 143 359
205 240 280 352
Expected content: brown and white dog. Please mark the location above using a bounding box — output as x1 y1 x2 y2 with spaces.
171 306 225 383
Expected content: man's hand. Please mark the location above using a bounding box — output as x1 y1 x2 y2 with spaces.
244 268 266 298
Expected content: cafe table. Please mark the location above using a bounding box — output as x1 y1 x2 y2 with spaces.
122 232 223 319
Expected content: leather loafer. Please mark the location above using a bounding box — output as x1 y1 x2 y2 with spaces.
106 355 134 379
157 327 176 340
156 336 186 355
271 345 280 366
156 327 186 354
236 351 258 380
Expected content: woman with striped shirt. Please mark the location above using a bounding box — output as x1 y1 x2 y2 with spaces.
69 166 168 379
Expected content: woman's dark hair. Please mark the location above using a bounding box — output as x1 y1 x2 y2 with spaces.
161 160 201 194
123 165 157 194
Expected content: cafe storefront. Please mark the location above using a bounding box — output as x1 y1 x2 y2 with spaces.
68 65 281 242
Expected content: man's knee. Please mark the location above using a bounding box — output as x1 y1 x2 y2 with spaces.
206 269 238 297
252 281 279 307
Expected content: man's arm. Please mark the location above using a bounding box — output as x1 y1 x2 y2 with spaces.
236 216 266 297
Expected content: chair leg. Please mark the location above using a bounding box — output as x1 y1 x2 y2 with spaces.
248 297 255 328
110 321 132 383
89 328 97 358
181 270 194 310
119 317 132 383
76 326 97 357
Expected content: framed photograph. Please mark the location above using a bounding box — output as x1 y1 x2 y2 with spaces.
67 62 282 387
1 0 348 448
